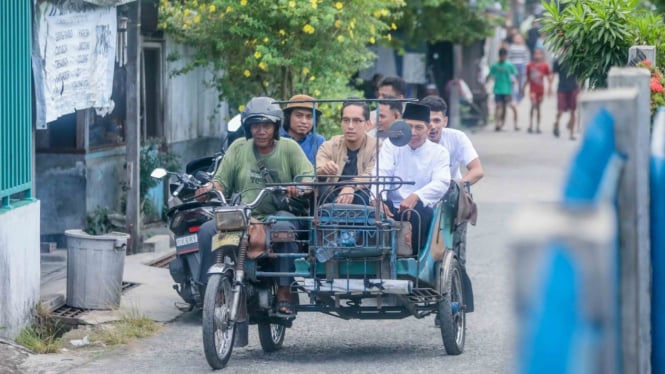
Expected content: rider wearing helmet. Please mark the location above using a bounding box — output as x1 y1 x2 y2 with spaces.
280 94 325 165
197 96 314 317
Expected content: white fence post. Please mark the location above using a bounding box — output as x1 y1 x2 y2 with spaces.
608 67 652 374
629 45 657 66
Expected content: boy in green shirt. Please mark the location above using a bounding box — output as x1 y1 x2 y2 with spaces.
486 48 518 131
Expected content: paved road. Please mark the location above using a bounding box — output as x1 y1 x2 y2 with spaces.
17 96 579 374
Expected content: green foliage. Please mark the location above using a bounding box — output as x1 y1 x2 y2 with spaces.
159 0 403 135
397 0 501 47
541 0 665 88
84 206 115 235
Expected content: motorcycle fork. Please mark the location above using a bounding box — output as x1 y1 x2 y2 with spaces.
229 236 249 323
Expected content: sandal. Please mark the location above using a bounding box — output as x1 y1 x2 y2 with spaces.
553 126 560 138
274 300 295 319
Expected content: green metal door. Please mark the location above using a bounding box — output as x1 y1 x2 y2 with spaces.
0 2 32 210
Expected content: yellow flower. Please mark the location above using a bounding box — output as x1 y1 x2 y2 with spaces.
243 70 251 78
288 0 295 7
369 36 375 44
192 0 198 6
254 51 262 59
184 9 191 16
310 0 317 9
194 15 201 23
279 29 286 36
314 89 321 97
303 24 315 34
209 5 216 13
238 104 246 111
337 35 344 42
309 76 316 81
373 10 380 17
335 2 343 10
263 37 269 43
240 0 247 6
334 20 342 28
391 23 397 30
258 62 268 71
302 67 310 75
226 5 234 13
387 33 392 41
370 25 375 34
380 8 389 16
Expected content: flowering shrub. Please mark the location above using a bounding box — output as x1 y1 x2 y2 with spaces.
159 0 404 136
638 60 665 116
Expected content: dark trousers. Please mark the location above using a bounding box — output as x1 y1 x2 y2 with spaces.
385 200 433 252
197 211 301 286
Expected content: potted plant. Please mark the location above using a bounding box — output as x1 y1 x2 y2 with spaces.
64 207 130 310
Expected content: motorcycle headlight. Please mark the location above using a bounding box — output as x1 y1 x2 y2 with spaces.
215 209 247 231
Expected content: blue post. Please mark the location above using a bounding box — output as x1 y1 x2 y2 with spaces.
650 108 665 373
518 109 622 374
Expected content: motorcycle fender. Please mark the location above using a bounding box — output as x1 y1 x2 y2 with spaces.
207 263 234 276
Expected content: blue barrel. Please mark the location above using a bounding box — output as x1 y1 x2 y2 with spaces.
651 108 665 373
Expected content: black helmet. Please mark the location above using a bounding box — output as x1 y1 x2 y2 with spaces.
241 97 283 140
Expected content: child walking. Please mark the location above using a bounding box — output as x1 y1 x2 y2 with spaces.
486 48 518 131
522 48 553 133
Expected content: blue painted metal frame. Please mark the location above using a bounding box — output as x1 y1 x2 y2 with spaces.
0 2 33 210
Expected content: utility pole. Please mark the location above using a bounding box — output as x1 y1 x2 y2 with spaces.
125 1 141 254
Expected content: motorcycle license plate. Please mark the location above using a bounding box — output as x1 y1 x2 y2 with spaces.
175 234 198 247
211 231 242 251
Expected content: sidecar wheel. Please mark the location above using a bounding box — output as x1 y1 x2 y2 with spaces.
258 322 285 352
438 258 466 355
202 273 236 369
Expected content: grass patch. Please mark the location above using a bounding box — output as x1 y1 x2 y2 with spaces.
91 312 160 346
15 303 69 353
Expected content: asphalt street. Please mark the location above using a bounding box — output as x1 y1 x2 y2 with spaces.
16 95 580 374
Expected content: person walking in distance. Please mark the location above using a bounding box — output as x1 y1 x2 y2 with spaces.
507 33 530 129
486 48 518 131
552 58 580 140
523 48 553 134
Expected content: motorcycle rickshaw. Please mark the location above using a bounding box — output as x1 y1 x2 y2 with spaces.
199 98 474 369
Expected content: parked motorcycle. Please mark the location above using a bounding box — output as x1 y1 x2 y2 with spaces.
152 113 244 309
151 163 222 309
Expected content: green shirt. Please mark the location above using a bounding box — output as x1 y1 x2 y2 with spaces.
213 138 314 218
490 61 518 95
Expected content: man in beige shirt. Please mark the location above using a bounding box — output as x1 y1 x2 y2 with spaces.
316 99 380 205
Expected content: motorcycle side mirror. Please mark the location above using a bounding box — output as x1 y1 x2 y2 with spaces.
386 120 412 147
222 114 244 152
150 168 168 179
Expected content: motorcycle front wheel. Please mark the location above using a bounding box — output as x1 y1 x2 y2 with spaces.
202 273 236 369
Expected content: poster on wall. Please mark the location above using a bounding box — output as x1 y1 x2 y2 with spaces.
34 5 117 128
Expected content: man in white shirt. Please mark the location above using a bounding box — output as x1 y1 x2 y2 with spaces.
372 102 451 251
420 95 483 269
367 98 402 138
420 95 484 185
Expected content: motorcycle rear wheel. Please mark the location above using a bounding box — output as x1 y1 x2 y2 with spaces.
202 273 236 369
258 322 285 352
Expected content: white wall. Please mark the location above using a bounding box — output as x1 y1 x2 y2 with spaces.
163 37 228 145
0 201 41 339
